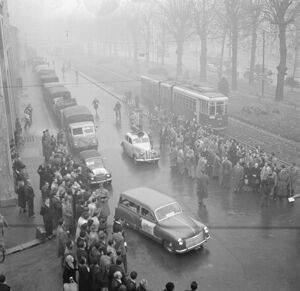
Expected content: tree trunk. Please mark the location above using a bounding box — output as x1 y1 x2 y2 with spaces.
292 44 299 79
161 22 165 65
219 29 227 79
145 27 150 66
275 23 287 101
231 20 238 90
176 39 184 76
249 29 257 84
200 29 207 82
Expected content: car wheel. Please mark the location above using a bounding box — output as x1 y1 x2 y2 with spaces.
163 240 173 253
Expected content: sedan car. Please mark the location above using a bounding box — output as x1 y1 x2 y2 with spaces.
114 187 210 253
79 149 112 185
121 131 159 164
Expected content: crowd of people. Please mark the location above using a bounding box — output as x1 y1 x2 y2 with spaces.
11 128 200 291
151 110 299 208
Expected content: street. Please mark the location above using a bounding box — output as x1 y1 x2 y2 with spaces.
1 64 299 291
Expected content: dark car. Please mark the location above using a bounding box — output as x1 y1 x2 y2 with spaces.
79 149 112 185
114 187 210 253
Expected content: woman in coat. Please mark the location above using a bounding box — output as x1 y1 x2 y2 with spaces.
63 255 77 284
277 165 290 198
16 180 26 213
40 198 53 239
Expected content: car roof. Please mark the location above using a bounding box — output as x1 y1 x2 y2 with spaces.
79 149 101 160
121 187 176 210
126 131 149 139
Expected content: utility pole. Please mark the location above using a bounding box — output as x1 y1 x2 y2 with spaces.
261 30 265 98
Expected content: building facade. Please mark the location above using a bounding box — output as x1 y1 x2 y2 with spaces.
0 0 19 206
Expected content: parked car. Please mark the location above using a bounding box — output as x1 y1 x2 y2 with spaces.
114 187 210 253
121 131 159 164
79 149 112 185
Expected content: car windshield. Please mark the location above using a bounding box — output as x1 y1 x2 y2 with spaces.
132 137 149 144
86 158 103 169
155 202 182 221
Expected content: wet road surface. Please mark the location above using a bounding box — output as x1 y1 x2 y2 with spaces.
1 63 299 291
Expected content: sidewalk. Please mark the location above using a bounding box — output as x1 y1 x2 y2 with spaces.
1 65 57 249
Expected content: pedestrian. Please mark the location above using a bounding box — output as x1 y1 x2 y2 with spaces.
40 198 54 239
111 271 123 291
169 144 177 170
24 179 35 218
57 220 69 265
16 180 26 213
196 170 209 208
126 271 138 291
221 156 232 190
185 281 198 291
96 184 111 224
176 148 185 175
136 279 149 291
63 277 78 291
164 282 175 291
231 162 244 193
0 275 11 291
78 257 92 291
51 191 63 231
112 230 128 274
63 255 77 284
63 196 74 233
277 165 290 199
0 214 9 252
289 163 299 197
261 167 275 207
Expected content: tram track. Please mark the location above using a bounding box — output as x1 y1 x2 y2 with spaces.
68 57 298 166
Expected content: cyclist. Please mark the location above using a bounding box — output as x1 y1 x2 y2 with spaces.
114 101 122 122
92 97 100 117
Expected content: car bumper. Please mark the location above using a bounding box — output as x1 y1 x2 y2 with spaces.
136 157 160 162
90 177 112 185
174 235 210 253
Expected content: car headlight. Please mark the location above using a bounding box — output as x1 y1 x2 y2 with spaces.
74 141 78 146
90 176 95 180
106 174 111 177
177 238 184 246
204 226 209 234
139 151 145 156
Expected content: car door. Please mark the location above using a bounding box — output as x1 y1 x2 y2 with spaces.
114 196 140 229
139 207 160 242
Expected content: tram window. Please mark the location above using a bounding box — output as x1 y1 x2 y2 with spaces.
216 102 224 115
224 103 228 114
209 103 215 115
203 101 208 114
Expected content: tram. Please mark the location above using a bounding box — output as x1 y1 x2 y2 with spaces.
141 76 228 130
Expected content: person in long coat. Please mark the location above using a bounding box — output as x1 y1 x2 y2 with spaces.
78 257 92 291
16 180 26 213
37 163 47 190
169 145 177 170
57 220 69 265
277 165 290 198
40 198 54 238
212 153 221 181
176 148 185 175
63 196 74 233
221 157 232 190
196 170 209 208
289 163 299 197
52 192 63 231
231 162 244 193
185 147 196 178
24 179 35 218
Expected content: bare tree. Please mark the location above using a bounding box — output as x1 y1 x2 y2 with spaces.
264 0 300 101
246 0 264 84
159 0 194 76
224 0 244 89
192 0 215 82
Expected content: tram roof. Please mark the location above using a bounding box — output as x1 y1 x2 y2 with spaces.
174 86 228 101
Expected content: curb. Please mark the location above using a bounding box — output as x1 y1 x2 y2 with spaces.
6 238 42 256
